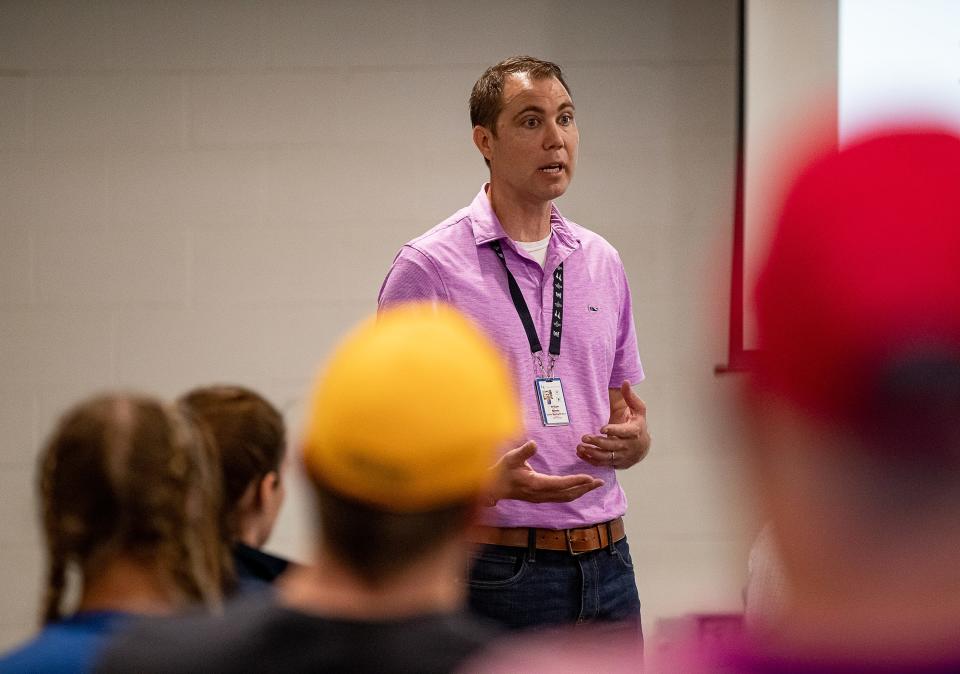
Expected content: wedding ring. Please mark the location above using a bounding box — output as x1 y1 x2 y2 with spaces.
609 450 615 464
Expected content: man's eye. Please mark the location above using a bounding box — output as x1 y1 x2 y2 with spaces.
559 114 573 125
523 118 540 128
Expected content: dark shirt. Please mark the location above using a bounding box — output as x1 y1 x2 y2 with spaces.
231 543 290 594
94 594 498 674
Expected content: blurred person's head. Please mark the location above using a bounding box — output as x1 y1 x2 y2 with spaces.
300 303 520 589
39 393 223 624
179 385 286 550
744 127 960 656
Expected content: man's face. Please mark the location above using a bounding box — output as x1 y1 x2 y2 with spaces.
475 73 579 205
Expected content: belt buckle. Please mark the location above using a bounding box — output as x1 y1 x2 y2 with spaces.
564 528 587 556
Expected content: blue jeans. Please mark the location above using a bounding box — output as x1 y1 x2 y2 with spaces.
467 535 642 639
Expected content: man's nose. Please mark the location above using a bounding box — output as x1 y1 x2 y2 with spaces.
543 120 564 149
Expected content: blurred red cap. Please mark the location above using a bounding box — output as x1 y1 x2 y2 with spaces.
753 128 960 424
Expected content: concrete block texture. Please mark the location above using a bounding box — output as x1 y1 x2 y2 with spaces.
0 544 44 647
0 224 33 305
0 394 37 467
0 2 113 71
0 76 30 151
35 223 189 305
36 75 185 151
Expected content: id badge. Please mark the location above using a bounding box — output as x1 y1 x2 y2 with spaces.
535 378 570 426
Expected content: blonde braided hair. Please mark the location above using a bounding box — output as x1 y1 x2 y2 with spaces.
37 393 224 624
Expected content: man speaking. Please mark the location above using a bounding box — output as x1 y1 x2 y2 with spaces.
379 56 650 634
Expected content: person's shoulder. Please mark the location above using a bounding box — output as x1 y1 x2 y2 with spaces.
0 630 65 673
366 611 500 674
560 216 622 261
407 610 499 649
95 597 284 673
404 205 476 256
97 604 499 674
232 542 290 588
1 613 127 674
0 636 74 674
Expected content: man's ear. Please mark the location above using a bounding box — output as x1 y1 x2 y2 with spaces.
473 125 493 162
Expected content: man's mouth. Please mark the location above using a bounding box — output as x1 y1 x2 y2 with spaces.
538 163 564 174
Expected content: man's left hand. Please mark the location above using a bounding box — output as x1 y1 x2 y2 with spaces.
576 381 651 469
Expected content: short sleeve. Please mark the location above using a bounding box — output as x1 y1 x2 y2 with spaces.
609 258 645 387
378 246 448 312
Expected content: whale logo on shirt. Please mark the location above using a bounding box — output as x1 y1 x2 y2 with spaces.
588 305 599 312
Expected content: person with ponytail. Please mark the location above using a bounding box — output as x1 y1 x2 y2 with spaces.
179 384 291 594
0 393 225 673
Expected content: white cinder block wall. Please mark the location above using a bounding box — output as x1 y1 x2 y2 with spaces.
0 0 753 648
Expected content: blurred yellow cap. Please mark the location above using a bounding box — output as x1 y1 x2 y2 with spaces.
302 302 520 512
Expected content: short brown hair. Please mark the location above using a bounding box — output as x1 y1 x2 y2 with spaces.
316 484 473 587
38 393 224 623
179 385 286 540
469 55 571 132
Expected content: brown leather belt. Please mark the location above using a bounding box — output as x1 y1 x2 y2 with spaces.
468 517 625 556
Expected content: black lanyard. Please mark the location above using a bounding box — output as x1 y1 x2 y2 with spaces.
490 240 563 376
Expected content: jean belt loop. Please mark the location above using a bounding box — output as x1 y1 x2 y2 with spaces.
606 521 616 554
526 528 537 563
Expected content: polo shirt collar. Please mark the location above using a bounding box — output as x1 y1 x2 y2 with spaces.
469 185 580 257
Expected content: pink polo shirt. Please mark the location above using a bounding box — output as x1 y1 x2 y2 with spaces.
378 187 644 529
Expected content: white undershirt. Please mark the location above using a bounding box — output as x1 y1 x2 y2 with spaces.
515 230 552 267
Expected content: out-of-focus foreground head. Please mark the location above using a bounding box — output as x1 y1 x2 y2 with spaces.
179 385 286 543
752 127 960 433
302 302 520 513
746 127 960 660
745 128 960 649
39 393 223 623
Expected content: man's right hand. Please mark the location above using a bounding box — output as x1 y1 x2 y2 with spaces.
485 440 604 506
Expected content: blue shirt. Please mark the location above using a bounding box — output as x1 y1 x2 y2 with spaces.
0 611 130 673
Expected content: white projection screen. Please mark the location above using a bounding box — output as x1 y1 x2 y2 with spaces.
738 0 960 357
839 0 960 141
